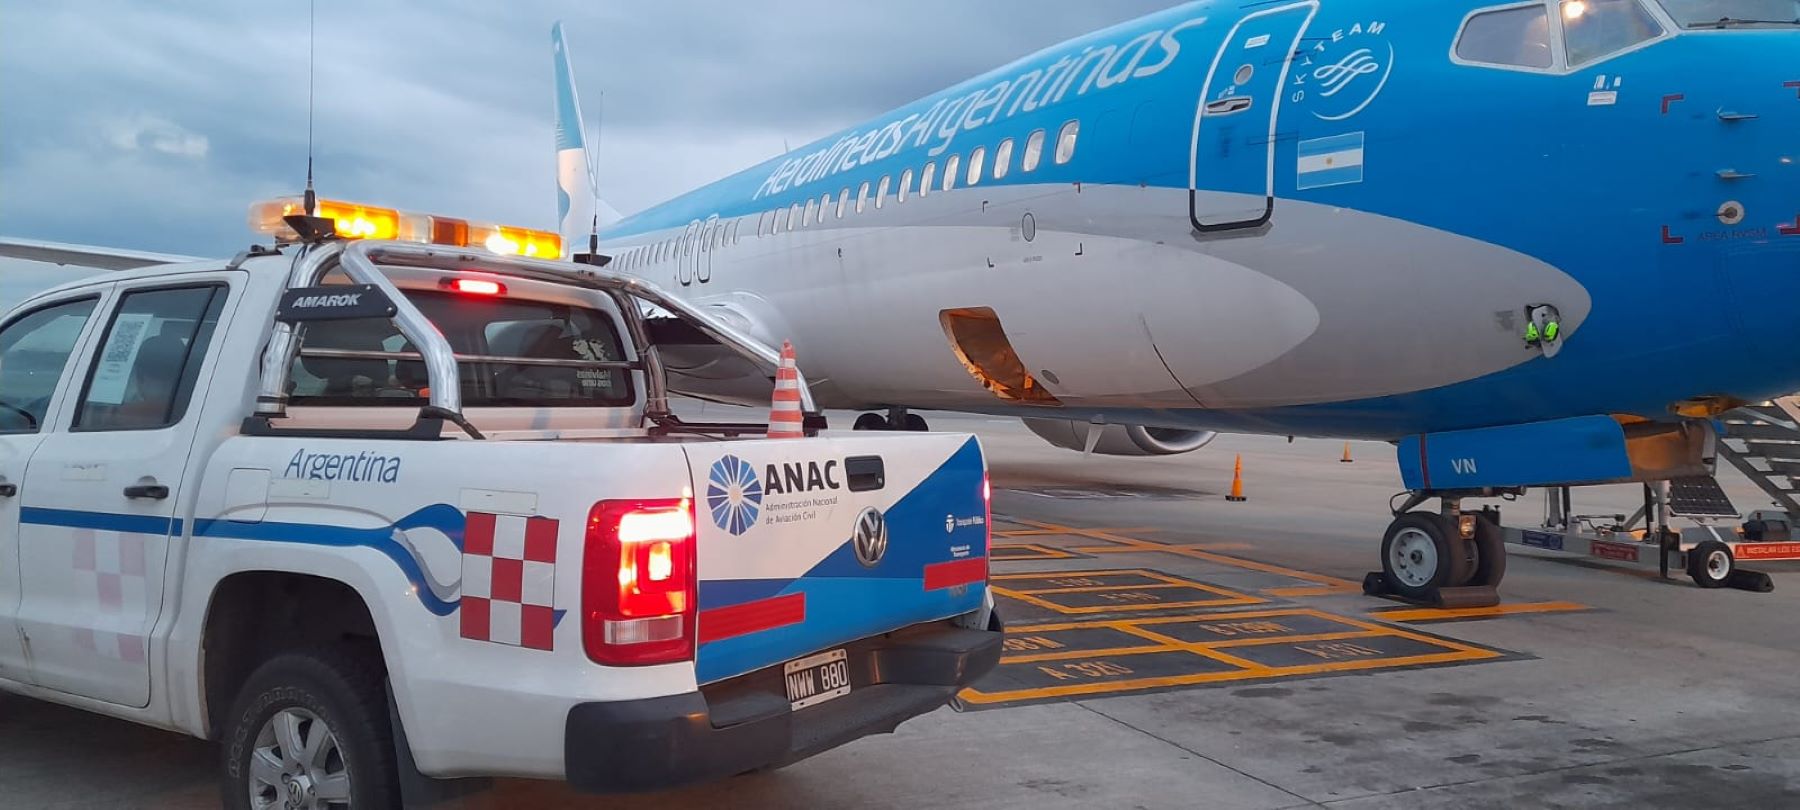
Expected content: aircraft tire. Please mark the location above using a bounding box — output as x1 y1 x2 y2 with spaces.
854 413 889 431
903 413 929 432
1380 512 1466 601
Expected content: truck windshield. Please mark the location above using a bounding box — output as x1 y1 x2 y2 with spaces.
1657 0 1800 26
290 290 633 408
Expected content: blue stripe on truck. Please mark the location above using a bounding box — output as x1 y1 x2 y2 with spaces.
695 436 988 684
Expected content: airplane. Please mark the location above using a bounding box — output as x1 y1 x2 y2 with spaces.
5 0 1795 598
572 0 1799 448
558 0 1799 594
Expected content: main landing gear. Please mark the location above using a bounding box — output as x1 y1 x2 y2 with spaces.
1365 493 1509 608
854 407 928 432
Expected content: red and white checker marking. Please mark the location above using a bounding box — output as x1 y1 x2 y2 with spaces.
71 529 147 664
460 513 558 651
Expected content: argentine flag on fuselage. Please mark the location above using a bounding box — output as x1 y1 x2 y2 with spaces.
553 22 597 255
1296 132 1365 191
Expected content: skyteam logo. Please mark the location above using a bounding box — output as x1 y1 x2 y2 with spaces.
1292 20 1392 122
707 455 763 535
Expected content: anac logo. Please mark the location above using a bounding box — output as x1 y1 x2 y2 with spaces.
707 455 763 535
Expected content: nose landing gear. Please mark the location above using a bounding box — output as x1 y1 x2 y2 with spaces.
1365 494 1508 608
853 407 929 432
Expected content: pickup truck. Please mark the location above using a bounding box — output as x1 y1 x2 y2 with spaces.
0 237 1001 807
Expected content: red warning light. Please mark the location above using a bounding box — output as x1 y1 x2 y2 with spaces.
446 278 505 296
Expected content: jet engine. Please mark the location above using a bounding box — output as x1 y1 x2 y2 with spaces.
1021 419 1218 457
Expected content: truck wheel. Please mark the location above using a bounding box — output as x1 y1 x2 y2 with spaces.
1380 512 1466 601
1686 540 1734 589
220 645 399 810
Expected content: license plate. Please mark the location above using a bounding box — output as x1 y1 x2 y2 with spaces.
783 648 851 710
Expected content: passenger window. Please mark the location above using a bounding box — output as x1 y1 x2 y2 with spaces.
1457 4 1555 68
818 194 830 223
1055 120 1079 165
790 203 804 229
943 155 961 191
1561 0 1663 66
920 163 936 198
1023 129 1046 172
899 169 913 203
0 297 98 433
75 285 226 432
877 176 891 209
774 208 788 233
967 147 986 186
289 292 633 408
836 188 849 218
994 138 1014 179
803 199 817 227
857 181 870 213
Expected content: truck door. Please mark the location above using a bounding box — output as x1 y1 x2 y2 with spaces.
16 278 237 707
1188 1 1315 233
0 292 108 682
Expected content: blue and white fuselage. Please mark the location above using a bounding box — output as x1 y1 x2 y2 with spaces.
587 0 1800 440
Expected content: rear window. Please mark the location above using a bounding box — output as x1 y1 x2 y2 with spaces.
290 290 633 407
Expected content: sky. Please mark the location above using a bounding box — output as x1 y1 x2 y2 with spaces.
0 0 1177 311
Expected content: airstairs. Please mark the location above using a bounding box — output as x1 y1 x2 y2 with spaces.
1717 397 1800 517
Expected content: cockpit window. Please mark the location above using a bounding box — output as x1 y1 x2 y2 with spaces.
1457 4 1555 68
1560 0 1665 66
1657 0 1800 27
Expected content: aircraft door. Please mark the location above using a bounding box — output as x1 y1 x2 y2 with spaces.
677 221 701 287
1189 2 1316 233
700 215 718 284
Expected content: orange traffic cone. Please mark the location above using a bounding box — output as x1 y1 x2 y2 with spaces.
1226 454 1247 502
767 340 804 440
1341 442 1354 463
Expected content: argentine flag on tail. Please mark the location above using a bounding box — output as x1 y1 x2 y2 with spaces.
553 22 602 256
1296 132 1365 191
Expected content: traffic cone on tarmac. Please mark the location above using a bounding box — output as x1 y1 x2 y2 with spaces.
1341 442 1354 463
1227 454 1247 502
768 340 805 440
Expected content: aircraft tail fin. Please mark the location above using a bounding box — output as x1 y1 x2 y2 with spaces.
552 21 619 255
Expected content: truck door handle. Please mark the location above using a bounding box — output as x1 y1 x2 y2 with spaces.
0 483 15 498
124 483 170 500
845 456 885 492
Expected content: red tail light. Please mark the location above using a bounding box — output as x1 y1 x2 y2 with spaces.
583 498 696 666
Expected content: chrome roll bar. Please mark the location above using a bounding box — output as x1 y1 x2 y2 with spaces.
254 239 816 434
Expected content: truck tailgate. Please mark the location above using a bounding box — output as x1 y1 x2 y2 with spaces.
688 433 988 684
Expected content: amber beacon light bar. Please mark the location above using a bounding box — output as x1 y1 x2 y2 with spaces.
248 197 564 258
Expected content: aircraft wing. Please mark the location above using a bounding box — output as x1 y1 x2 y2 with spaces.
0 237 204 270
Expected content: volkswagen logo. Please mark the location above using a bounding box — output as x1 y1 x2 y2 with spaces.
852 507 888 568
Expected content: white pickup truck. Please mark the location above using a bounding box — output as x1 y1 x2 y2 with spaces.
0 237 1000 807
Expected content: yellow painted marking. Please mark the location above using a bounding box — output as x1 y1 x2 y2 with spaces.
1206 630 1384 650
1110 622 1274 671
1374 601 1591 623
1012 582 1191 595
1003 644 1178 664
1012 520 1361 594
1072 542 1254 553
959 649 1502 704
990 543 1078 560
993 585 1265 615
965 606 1509 704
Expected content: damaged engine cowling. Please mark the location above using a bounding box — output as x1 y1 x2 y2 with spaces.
1022 419 1218 456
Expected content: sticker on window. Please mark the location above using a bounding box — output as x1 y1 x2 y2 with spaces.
87 314 155 406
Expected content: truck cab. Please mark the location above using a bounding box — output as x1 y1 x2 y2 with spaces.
0 235 1001 807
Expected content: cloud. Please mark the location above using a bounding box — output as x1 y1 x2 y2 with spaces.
0 0 1180 257
106 114 209 158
